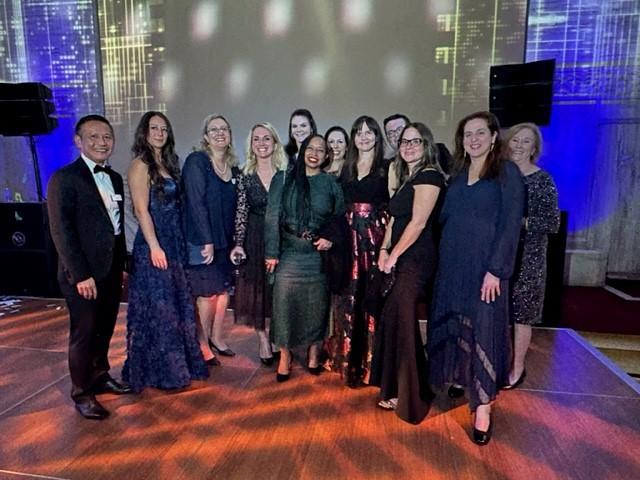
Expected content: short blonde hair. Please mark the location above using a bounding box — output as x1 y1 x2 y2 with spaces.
200 113 238 167
243 122 288 174
505 122 543 163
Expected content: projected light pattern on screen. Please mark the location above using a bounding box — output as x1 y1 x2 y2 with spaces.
0 0 103 199
95 0 527 169
526 0 640 236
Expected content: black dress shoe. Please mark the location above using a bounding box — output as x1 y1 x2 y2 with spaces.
93 378 133 395
503 369 527 390
307 365 322 376
276 371 290 382
75 396 109 420
260 356 274 366
209 340 236 357
472 418 493 446
448 385 465 398
206 356 221 366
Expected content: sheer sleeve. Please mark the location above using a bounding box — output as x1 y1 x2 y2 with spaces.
233 171 248 247
264 171 286 259
487 161 525 279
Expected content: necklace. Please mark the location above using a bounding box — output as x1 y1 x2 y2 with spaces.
211 157 228 177
257 164 275 190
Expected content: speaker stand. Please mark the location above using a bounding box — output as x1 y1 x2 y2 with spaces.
28 135 44 201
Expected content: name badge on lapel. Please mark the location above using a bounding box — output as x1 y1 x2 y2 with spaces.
111 193 123 202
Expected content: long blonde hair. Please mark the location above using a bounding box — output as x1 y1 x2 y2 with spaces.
243 122 288 174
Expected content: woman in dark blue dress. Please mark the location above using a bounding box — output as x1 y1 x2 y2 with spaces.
123 111 208 392
427 111 524 445
182 114 245 362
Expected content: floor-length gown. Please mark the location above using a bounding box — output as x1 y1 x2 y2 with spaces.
123 178 208 392
371 169 445 424
326 171 388 385
427 161 524 410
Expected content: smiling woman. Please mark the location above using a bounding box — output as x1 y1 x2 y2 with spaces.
265 135 345 382
427 111 525 445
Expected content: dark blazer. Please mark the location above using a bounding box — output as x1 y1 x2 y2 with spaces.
47 157 126 285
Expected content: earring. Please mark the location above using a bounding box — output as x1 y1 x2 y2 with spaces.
490 142 495 151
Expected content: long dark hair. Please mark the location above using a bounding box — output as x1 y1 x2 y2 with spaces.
452 111 505 179
132 111 180 191
394 122 444 187
340 115 386 183
284 108 318 159
283 134 326 232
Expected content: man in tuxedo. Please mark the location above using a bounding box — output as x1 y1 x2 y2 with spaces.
47 114 133 420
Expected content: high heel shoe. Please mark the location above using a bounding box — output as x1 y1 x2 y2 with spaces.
503 369 526 390
276 358 292 383
448 384 465 398
209 339 235 357
472 414 493 446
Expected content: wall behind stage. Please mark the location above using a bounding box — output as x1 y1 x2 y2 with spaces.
526 0 640 282
98 0 527 172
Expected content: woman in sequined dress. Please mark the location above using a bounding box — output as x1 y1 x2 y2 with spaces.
503 123 560 390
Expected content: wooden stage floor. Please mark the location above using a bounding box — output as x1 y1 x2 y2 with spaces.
0 297 639 480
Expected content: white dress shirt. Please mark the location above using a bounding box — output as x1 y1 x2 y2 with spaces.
81 154 121 235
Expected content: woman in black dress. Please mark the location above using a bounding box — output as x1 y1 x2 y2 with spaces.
427 111 524 445
328 116 389 387
504 123 560 389
370 122 445 424
232 122 288 364
284 108 317 163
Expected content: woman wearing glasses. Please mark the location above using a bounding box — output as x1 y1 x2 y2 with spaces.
370 122 445 424
182 114 246 365
265 135 345 382
328 116 389 388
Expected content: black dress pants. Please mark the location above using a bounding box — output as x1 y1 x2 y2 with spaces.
60 261 123 401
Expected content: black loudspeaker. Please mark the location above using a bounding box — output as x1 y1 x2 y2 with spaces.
0 82 58 136
541 210 568 326
0 202 60 297
489 59 555 128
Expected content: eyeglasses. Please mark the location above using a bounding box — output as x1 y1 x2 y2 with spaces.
207 127 230 135
399 138 423 147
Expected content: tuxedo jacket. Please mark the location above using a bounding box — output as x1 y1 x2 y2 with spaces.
47 157 126 286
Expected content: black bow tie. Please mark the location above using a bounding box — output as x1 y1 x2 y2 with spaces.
94 164 112 174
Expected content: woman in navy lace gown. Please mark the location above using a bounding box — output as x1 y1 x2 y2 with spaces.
123 112 208 392
427 111 524 445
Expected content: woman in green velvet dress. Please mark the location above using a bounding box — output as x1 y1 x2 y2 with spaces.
265 135 345 382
